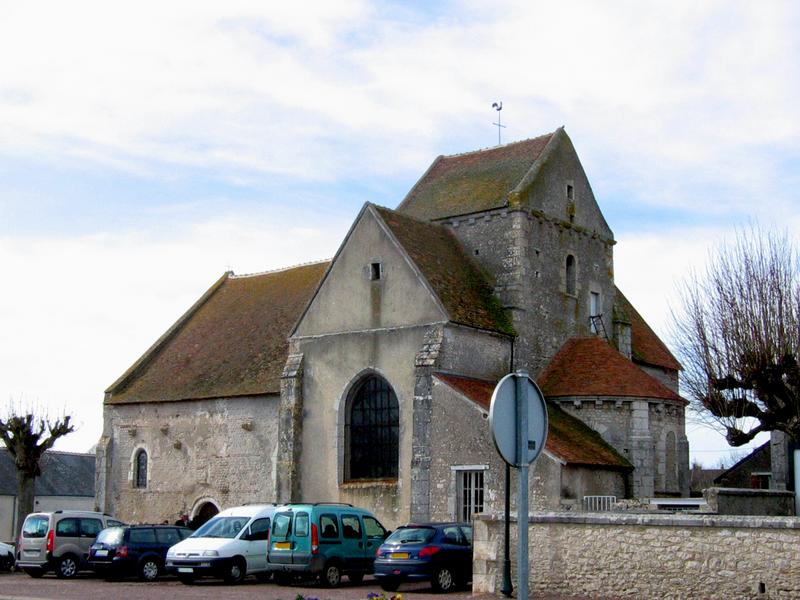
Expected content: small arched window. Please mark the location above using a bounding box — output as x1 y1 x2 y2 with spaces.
565 254 576 295
134 449 148 489
345 375 399 480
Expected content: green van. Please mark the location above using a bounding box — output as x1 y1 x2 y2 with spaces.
266 503 389 587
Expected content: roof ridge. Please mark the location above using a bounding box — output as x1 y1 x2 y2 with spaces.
230 259 330 279
1 448 94 457
440 130 556 160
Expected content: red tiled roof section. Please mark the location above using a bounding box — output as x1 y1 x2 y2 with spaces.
614 287 681 371
106 261 329 404
397 133 554 221
538 337 683 402
434 373 631 470
374 206 514 335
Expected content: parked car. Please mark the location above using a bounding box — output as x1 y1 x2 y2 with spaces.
16 511 124 578
267 502 389 588
373 522 473 592
165 504 275 584
88 525 191 581
0 541 14 571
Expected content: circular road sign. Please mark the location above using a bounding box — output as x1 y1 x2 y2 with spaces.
489 372 548 467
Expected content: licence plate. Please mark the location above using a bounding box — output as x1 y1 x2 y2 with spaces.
391 552 409 559
178 567 193 573
95 549 108 557
274 542 291 550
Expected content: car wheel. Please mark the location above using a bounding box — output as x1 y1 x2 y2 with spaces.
321 561 342 588
139 558 160 581
178 574 195 585
379 577 401 592
431 566 456 593
224 558 246 584
55 555 79 579
23 567 45 578
274 572 292 586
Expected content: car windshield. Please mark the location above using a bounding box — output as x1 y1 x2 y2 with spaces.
95 527 124 545
385 527 436 545
190 516 248 539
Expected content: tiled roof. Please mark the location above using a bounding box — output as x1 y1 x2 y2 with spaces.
614 287 681 371
434 373 631 470
374 206 514 335
106 261 329 404
397 132 556 221
538 337 684 402
0 450 95 497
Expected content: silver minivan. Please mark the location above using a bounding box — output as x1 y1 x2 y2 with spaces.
17 510 124 578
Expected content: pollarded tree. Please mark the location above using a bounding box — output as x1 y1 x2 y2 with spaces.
0 410 74 537
674 227 800 446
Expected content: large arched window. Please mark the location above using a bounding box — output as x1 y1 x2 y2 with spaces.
345 375 399 480
134 449 148 489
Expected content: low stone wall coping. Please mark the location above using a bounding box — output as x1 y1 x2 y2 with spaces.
476 510 800 529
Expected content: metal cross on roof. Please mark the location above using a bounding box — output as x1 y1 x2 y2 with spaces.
492 101 506 145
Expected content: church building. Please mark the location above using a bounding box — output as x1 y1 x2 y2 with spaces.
96 128 689 528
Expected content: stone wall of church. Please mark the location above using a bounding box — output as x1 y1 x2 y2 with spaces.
555 397 689 497
474 512 800 599
439 324 512 381
97 395 279 524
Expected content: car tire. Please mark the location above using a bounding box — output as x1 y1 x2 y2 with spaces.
139 558 161 581
379 577 401 592
431 566 456 593
23 567 45 578
321 561 342 588
178 574 195 585
348 572 364 584
55 555 79 579
223 558 246 584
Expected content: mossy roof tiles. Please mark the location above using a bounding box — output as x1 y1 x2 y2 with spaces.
397 132 555 221
106 261 329 404
538 337 684 402
374 205 514 335
434 373 631 470
614 287 681 371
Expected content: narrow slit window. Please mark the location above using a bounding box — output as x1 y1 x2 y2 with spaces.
565 255 576 295
370 262 382 281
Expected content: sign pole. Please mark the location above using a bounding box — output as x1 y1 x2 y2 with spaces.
515 371 529 600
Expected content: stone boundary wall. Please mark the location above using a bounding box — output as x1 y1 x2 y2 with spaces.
473 512 800 599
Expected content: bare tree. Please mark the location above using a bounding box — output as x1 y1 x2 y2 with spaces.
674 227 800 447
0 409 74 537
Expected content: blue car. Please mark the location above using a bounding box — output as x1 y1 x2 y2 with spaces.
373 523 472 593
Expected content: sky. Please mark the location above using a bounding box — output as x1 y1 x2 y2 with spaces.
1 0 799 468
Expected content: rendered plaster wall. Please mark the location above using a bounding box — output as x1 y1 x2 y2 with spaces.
428 379 588 522
293 327 426 530
474 512 800 600
98 396 278 524
438 325 512 381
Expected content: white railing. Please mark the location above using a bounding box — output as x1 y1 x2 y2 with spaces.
583 495 616 511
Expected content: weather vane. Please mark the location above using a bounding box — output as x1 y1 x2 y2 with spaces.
492 101 506 145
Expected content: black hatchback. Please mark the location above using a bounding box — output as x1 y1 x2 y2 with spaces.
89 525 192 581
373 523 472 593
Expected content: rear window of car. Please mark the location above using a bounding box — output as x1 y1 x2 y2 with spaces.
319 514 339 539
81 519 103 537
272 513 293 537
386 527 436 545
96 527 124 545
22 516 49 538
129 528 156 544
294 513 309 537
